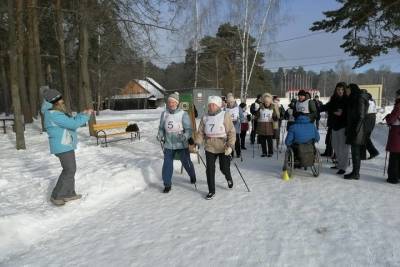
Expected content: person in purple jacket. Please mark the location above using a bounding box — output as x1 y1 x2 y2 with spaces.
385 89 400 184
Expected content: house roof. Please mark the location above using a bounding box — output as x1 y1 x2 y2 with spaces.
112 77 165 100
136 79 164 99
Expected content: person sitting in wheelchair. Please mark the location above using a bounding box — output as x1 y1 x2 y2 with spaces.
283 114 320 171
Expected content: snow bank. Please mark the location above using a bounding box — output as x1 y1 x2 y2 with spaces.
0 109 163 261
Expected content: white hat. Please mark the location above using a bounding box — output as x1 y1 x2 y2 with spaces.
208 96 222 108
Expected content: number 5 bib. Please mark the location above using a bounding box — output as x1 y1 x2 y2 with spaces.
164 110 184 133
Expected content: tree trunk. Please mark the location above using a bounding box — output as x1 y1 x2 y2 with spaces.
16 0 33 123
8 0 26 149
26 0 38 118
0 56 10 115
54 0 71 112
79 0 96 136
30 0 46 131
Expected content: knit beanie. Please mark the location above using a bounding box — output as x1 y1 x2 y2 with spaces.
168 92 180 104
43 89 62 104
298 90 306 97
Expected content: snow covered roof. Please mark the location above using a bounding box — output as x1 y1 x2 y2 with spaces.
145 77 165 92
136 79 164 99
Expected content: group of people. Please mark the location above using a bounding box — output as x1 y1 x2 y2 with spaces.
41 84 400 204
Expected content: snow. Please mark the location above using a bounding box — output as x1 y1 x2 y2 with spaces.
1 108 400 266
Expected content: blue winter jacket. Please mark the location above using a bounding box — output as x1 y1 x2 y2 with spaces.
285 115 320 146
157 108 193 150
41 101 90 154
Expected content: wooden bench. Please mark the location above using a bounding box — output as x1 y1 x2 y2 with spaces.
93 121 140 147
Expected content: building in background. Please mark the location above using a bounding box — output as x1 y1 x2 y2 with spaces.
285 89 321 100
110 77 165 110
359 84 383 107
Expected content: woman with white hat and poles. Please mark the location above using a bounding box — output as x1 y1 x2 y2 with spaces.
195 96 236 200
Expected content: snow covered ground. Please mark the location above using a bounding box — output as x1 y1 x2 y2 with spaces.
1 108 399 266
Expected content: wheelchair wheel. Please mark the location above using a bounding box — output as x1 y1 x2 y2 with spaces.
287 148 295 178
311 148 321 177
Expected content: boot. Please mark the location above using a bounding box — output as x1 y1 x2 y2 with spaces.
163 186 171 193
190 176 196 184
344 172 359 180
227 179 233 189
63 194 82 202
50 197 65 206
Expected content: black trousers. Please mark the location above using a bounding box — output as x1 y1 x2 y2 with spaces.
250 120 257 144
388 152 400 182
259 135 273 155
351 144 362 175
205 151 232 194
240 130 247 148
234 133 241 157
324 127 333 156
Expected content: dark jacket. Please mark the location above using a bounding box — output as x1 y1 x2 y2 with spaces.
386 99 400 153
325 96 347 131
285 115 320 146
345 89 369 145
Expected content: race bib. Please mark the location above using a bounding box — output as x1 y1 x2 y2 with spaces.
204 112 226 138
164 110 184 133
258 108 273 122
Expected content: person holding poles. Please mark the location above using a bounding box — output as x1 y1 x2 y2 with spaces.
225 93 244 158
195 96 236 200
239 102 251 150
41 88 92 206
385 89 400 184
256 93 279 157
157 92 196 193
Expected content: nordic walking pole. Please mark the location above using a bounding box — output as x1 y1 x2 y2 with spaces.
233 160 250 192
197 152 207 168
383 151 388 176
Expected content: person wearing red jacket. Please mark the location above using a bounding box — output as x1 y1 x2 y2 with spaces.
385 89 400 184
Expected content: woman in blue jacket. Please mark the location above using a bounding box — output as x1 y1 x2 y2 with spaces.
41 89 92 206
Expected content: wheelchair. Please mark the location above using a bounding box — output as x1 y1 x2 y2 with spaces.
284 142 321 178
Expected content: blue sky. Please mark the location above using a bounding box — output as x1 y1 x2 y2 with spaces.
153 0 400 73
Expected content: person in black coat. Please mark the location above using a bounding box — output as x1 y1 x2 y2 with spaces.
250 94 262 144
344 83 369 180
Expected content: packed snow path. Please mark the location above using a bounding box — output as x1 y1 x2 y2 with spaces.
1 109 400 266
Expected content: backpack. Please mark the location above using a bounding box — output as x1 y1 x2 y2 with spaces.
126 123 139 132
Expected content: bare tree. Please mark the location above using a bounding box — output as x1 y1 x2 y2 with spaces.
79 0 96 136
16 0 33 123
8 0 26 149
26 0 38 119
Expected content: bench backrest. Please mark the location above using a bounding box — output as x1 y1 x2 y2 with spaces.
93 121 128 131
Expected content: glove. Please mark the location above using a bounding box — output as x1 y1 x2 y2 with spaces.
188 137 195 145
156 135 164 143
224 146 233 156
247 114 252 121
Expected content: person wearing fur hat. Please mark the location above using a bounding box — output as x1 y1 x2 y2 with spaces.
225 93 244 158
157 92 196 193
295 90 318 123
384 89 400 184
255 93 279 157
41 89 93 206
195 96 236 200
